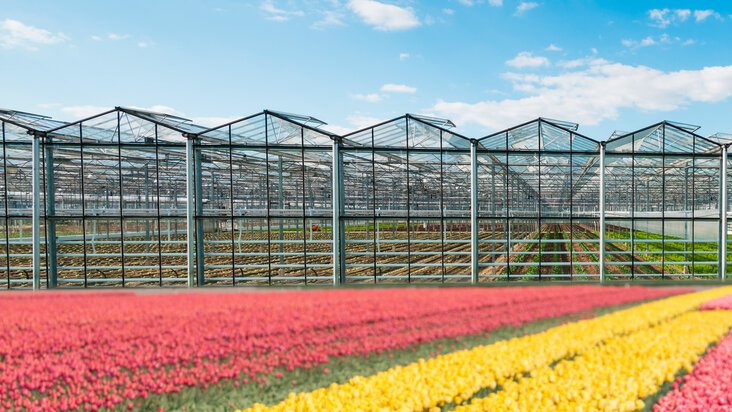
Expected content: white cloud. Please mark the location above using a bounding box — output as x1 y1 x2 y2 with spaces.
557 57 608 69
91 35 103 41
347 114 384 129
514 2 540 16
381 83 417 93
353 93 382 102
312 11 346 29
321 114 386 135
137 41 149 48
675 9 691 21
621 34 695 49
649 8 721 27
458 0 502 5
0 19 68 50
432 60 732 131
694 9 722 22
260 0 304 22
545 43 562 52
107 33 130 40
347 0 420 31
442 8 455 15
648 9 673 28
399 52 410 60
506 52 550 68
622 36 656 48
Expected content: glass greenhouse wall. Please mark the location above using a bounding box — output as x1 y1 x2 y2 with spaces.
0 108 729 288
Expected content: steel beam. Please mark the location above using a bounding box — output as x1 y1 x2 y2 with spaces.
44 140 57 287
185 136 196 287
31 135 41 290
470 140 479 283
194 142 205 285
331 140 344 285
720 145 728 280
599 143 606 282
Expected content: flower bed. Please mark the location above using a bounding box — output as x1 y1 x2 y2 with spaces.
244 287 731 412
0 286 681 411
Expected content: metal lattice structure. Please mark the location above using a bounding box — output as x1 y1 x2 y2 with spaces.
0 107 729 288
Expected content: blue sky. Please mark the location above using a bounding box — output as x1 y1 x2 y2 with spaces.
2 0 732 140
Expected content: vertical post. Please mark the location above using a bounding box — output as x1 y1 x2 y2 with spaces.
44 139 57 287
185 136 196 287
720 145 728 280
194 141 205 285
332 139 344 284
31 134 41 290
599 142 606 282
470 140 479 283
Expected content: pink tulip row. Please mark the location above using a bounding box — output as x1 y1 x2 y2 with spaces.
700 294 732 311
0 286 684 411
654 329 732 412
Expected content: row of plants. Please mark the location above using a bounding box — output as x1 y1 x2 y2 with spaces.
0 286 681 411
242 287 731 411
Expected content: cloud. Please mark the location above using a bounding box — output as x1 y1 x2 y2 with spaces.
649 8 722 27
431 60 732 131
353 93 382 102
107 33 130 40
694 9 722 22
442 8 455 15
347 0 420 31
347 114 384 129
399 52 410 60
260 0 304 22
381 83 417 93
457 0 503 5
621 34 695 49
312 10 346 29
545 43 562 52
506 52 550 68
0 19 68 50
137 41 149 48
514 2 540 16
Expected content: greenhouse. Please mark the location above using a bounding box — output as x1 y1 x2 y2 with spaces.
0 107 729 288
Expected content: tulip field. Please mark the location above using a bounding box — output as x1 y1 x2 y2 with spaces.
2 286 732 411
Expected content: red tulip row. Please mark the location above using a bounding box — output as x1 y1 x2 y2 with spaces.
654 329 732 412
0 286 685 411
700 294 732 311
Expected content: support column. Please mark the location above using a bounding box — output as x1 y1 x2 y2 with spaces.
599 143 606 282
44 140 57 287
332 139 344 284
185 136 196 287
31 134 41 290
470 140 479 284
194 142 205 285
720 145 728 280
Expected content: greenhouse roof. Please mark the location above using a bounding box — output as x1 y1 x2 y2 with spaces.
0 108 68 133
605 121 721 154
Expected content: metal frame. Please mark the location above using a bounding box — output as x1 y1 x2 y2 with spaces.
0 107 729 289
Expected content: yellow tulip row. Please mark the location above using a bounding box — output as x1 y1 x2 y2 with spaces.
240 287 732 412
455 310 732 412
